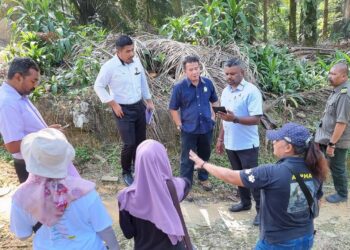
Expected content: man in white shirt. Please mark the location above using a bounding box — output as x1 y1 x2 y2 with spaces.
216 58 263 226
94 35 154 186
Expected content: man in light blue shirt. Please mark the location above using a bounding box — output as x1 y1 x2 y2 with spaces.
94 35 154 186
216 58 263 225
0 57 79 183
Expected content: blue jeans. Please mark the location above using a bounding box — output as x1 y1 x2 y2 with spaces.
255 234 314 250
180 130 212 184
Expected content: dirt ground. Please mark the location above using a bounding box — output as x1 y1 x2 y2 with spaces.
1 156 350 250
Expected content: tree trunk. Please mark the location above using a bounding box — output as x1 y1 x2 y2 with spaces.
322 0 328 38
171 0 182 17
345 0 350 20
263 0 268 42
69 0 96 24
302 0 318 46
289 0 297 43
137 0 151 31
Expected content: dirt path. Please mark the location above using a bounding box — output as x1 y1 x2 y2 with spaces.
1 159 349 250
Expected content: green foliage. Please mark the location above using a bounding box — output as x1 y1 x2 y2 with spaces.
160 0 260 45
247 45 327 95
3 0 107 97
75 146 92 165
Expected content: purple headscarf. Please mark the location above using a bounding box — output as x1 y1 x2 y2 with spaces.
117 139 186 245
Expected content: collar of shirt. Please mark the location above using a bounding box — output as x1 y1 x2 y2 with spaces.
333 80 349 93
185 77 205 87
113 55 134 67
2 82 22 100
229 79 247 92
276 156 304 165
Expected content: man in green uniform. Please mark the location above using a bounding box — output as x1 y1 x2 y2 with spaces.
315 62 349 203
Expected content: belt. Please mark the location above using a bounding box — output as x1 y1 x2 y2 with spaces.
119 100 143 107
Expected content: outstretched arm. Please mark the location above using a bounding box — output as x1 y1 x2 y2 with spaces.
189 150 244 187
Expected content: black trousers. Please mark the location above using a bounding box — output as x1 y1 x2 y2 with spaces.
14 159 28 183
114 100 146 174
226 147 260 211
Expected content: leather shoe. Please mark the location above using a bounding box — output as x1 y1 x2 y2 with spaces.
253 214 260 226
199 180 213 191
326 193 347 203
122 173 134 186
229 203 252 212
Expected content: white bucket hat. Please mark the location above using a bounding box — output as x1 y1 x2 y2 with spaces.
21 128 75 178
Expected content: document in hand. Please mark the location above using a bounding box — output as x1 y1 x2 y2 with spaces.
145 109 154 124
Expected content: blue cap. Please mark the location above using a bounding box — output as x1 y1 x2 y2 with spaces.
266 122 311 147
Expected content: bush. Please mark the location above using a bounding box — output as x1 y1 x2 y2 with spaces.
247 45 327 95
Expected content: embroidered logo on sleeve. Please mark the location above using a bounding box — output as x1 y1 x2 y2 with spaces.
245 169 252 175
248 175 255 183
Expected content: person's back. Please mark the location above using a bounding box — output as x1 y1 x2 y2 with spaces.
247 157 322 244
10 128 119 250
12 190 111 250
118 139 191 250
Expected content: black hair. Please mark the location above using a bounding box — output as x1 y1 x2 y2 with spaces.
7 57 40 79
224 58 244 69
293 142 329 181
115 35 133 50
182 55 200 70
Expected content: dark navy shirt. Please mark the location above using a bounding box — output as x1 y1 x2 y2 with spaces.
169 77 218 134
240 157 323 244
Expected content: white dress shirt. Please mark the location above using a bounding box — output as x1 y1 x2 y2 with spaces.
94 56 151 104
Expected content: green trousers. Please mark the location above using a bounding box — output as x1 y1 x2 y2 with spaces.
322 146 349 198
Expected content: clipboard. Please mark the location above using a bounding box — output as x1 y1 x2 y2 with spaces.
145 109 154 124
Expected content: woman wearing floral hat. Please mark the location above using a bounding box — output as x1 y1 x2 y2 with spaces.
190 122 329 249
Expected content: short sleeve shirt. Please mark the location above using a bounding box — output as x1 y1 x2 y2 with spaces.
11 190 112 250
0 83 47 159
315 81 350 148
221 79 263 150
169 77 218 134
240 157 322 244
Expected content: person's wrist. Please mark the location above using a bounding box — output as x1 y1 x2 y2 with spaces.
328 142 336 148
232 116 239 123
200 161 207 169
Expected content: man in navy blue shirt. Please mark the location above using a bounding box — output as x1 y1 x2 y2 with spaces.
169 55 218 192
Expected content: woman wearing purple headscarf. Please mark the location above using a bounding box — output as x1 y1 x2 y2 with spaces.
117 139 191 250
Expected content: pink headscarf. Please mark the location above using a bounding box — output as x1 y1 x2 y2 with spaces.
118 139 186 245
12 174 95 226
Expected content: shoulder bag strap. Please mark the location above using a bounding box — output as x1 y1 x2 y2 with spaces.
166 179 193 250
286 165 314 210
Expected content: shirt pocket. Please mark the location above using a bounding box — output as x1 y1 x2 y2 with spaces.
325 100 336 115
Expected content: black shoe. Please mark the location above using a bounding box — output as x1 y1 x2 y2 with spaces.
122 173 134 186
253 214 260 226
229 203 252 212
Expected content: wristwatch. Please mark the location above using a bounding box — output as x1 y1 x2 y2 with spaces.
177 125 182 131
233 117 240 123
328 142 336 148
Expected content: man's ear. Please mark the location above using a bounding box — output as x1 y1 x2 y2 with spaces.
14 72 23 82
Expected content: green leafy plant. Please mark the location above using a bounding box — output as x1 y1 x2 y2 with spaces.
75 146 92 165
160 0 260 45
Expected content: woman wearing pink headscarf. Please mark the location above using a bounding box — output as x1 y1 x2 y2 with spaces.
10 128 120 250
118 139 191 250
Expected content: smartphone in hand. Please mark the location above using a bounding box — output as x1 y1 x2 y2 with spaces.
213 106 227 114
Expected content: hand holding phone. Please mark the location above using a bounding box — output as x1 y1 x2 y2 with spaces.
213 106 227 114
